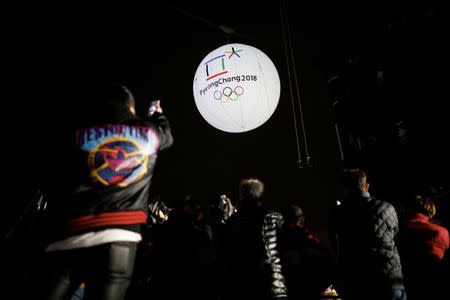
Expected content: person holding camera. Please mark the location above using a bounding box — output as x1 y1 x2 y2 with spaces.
34 84 173 300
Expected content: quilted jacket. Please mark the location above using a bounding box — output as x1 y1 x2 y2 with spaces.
221 203 288 299
333 192 405 297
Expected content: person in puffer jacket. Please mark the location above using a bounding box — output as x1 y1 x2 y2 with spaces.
220 178 288 300
332 169 407 300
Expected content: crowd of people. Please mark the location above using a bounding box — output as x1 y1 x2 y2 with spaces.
127 172 449 300
17 84 448 300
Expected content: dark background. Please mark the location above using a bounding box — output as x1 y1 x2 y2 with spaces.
5 0 450 246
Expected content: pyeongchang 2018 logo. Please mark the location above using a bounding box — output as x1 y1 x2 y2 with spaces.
88 137 148 187
214 86 244 103
198 47 258 100
205 47 242 81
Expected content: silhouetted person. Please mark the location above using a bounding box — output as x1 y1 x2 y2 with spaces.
34 83 173 300
221 178 288 300
127 196 172 300
397 196 449 300
332 169 406 300
281 204 335 300
151 193 215 300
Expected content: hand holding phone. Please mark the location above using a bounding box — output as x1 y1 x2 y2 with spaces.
148 100 161 116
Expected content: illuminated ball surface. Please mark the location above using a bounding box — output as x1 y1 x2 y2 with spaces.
193 43 280 133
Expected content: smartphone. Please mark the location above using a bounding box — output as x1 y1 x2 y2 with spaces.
148 100 160 116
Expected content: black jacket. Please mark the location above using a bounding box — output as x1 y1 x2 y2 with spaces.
333 193 404 298
221 203 288 299
46 111 173 241
280 225 335 300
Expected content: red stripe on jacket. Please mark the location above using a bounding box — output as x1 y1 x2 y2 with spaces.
67 211 148 232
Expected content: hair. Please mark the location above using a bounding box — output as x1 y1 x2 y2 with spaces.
239 178 264 202
183 193 200 209
341 169 368 194
102 83 135 110
82 83 136 124
412 196 436 219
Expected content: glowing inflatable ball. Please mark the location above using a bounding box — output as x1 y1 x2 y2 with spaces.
193 43 280 133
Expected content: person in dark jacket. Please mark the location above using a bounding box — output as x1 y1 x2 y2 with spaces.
150 193 216 300
280 204 336 300
332 169 407 300
34 83 173 300
220 178 288 300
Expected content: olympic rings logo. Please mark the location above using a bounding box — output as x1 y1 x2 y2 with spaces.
213 86 244 103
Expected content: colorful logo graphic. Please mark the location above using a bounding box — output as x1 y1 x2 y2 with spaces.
213 86 244 103
88 137 149 187
205 47 242 81
225 47 243 58
193 43 280 132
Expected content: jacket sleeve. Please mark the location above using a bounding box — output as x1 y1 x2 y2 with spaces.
148 113 173 151
262 212 288 299
378 202 405 289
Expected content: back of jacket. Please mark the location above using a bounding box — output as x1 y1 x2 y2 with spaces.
222 204 287 299
46 111 173 240
335 194 404 294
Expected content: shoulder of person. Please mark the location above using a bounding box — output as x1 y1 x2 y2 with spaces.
265 210 283 219
263 211 284 227
376 198 396 213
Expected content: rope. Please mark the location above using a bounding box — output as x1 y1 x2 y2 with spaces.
280 0 311 167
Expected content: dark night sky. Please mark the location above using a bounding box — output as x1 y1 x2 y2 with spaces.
6 1 450 239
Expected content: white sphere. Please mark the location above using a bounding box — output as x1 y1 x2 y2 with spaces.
193 43 280 133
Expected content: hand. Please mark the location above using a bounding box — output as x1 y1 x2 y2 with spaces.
154 101 163 114
148 100 163 116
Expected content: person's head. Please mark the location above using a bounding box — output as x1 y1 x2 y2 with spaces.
92 83 136 116
239 178 264 205
283 204 305 227
410 196 436 219
181 193 204 221
341 169 369 198
107 84 136 114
